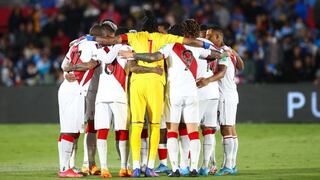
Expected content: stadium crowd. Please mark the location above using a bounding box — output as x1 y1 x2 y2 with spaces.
0 0 320 86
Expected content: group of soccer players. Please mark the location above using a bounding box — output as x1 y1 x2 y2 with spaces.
57 10 244 178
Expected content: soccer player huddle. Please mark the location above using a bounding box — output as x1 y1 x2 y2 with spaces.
57 10 244 178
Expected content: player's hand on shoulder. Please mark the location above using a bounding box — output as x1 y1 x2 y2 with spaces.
196 77 209 88
65 72 77 82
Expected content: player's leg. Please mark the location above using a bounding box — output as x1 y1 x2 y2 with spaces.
130 80 147 177
94 102 112 178
199 99 219 176
231 126 238 175
166 123 180 177
144 80 164 177
165 97 182 177
184 96 201 177
69 132 80 171
155 119 169 174
215 98 236 176
111 102 131 177
82 93 99 175
140 117 149 172
58 88 83 178
178 122 190 176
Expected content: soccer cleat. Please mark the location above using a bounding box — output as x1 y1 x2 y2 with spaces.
127 168 133 176
118 168 132 177
231 166 238 175
80 167 90 176
155 163 170 173
179 167 190 176
199 167 209 176
168 169 180 177
209 165 217 175
100 169 112 178
131 168 141 177
89 164 101 175
145 167 159 177
59 168 83 178
189 169 199 177
215 167 233 176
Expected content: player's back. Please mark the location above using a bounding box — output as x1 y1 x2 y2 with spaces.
125 31 183 84
164 43 201 98
96 44 129 104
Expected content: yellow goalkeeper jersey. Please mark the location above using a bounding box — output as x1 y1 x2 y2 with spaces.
120 31 184 84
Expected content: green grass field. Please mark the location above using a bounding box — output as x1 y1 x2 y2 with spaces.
0 124 320 180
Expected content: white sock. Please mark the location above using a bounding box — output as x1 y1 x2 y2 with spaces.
119 140 129 169
223 136 234 169
61 137 74 171
147 159 155 169
167 135 179 171
58 139 63 171
189 135 201 171
69 138 78 168
97 139 107 169
232 137 238 168
158 143 167 166
179 135 190 169
133 160 140 170
87 132 97 167
140 138 149 167
82 133 89 168
202 133 214 168
210 134 217 167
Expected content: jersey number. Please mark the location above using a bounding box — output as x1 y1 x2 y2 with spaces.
182 50 193 71
70 46 82 65
104 62 116 75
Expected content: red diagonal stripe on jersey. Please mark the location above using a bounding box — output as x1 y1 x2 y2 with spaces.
104 46 110 53
70 45 85 84
172 43 197 79
108 61 126 91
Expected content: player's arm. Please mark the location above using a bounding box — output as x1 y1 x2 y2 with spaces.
126 60 163 75
94 36 122 46
197 64 227 88
119 50 164 63
63 59 99 72
182 38 212 49
233 49 244 70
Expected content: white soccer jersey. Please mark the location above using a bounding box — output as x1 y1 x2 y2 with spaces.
95 44 131 104
159 43 211 98
61 39 112 96
197 38 220 100
218 46 239 103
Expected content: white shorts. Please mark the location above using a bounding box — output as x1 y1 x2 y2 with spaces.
218 97 238 126
199 99 218 127
164 96 199 124
85 92 96 121
58 89 85 133
94 102 129 130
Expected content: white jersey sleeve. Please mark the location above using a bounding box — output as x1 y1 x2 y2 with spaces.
159 44 173 59
61 49 71 70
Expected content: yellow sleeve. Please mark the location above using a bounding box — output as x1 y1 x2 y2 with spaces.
163 34 184 44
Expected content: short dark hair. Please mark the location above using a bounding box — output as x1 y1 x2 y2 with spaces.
89 24 106 37
207 25 223 33
168 24 183 36
115 27 129 36
200 24 208 31
158 22 171 30
141 10 158 33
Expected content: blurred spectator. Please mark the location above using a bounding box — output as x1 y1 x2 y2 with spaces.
0 0 319 86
